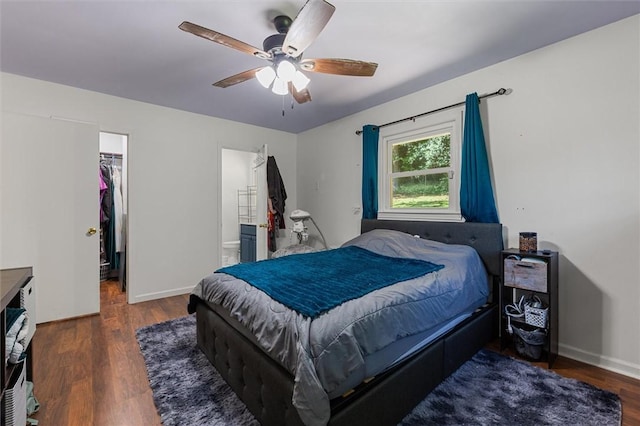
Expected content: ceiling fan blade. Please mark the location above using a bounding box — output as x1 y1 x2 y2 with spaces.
179 21 271 59
213 67 264 88
282 0 335 58
288 82 312 104
299 58 378 77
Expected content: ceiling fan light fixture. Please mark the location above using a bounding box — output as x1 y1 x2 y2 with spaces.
276 60 296 82
272 76 289 95
180 0 376 105
292 70 310 91
256 66 276 88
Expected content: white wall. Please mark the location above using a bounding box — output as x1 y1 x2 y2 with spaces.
1 72 297 312
99 132 124 155
297 16 640 378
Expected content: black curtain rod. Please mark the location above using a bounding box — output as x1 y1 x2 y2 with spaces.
355 88 508 135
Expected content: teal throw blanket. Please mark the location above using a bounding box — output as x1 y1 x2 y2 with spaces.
217 246 444 319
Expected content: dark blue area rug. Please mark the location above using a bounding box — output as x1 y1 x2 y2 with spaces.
137 315 621 426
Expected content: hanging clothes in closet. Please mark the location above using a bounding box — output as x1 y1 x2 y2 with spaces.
100 159 112 267
99 168 109 266
111 166 124 253
99 154 124 274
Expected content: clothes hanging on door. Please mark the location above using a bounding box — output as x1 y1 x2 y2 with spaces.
267 156 287 228
267 156 287 252
267 199 276 252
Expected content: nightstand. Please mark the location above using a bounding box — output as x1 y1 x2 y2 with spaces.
500 249 559 368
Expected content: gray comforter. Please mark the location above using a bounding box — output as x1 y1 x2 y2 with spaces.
191 229 489 426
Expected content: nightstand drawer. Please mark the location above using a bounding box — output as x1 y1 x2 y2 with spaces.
504 258 547 292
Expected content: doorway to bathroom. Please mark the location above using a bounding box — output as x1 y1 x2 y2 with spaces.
220 147 268 266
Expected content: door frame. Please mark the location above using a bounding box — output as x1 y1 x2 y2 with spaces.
218 145 269 266
99 131 129 299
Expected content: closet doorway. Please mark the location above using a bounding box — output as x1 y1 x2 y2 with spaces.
220 146 268 267
99 132 128 299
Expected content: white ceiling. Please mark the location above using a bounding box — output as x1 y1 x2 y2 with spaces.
2 1 639 134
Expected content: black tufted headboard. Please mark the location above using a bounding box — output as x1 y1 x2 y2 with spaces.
361 219 504 277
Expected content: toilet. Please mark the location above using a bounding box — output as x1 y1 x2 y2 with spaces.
222 240 240 265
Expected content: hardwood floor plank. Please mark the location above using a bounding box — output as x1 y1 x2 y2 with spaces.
68 377 94 425
33 280 188 425
31 280 639 425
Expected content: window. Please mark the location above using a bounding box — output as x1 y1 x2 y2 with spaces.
378 111 462 221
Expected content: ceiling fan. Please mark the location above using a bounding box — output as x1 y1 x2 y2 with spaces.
179 0 378 104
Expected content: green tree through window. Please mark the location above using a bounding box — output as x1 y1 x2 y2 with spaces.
390 133 451 208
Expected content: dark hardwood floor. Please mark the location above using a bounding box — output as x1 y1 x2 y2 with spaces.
32 280 188 425
31 280 639 425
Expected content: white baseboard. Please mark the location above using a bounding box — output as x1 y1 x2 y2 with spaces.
559 343 640 380
131 286 193 304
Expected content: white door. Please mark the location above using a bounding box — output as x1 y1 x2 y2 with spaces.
1 112 99 322
255 144 268 261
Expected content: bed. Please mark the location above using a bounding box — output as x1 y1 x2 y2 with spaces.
188 219 503 426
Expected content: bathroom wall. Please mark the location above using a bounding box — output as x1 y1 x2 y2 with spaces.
221 149 257 264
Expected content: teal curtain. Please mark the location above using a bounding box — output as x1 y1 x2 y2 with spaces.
460 93 499 223
362 125 379 219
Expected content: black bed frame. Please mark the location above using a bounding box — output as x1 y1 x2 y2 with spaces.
194 219 504 425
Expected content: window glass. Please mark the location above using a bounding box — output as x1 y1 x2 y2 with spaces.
379 113 461 220
391 172 450 208
391 133 450 172
390 133 451 209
